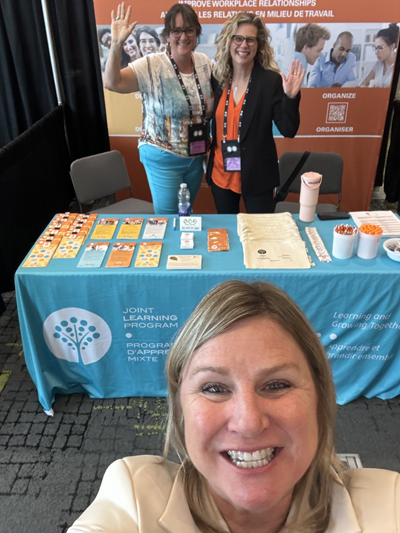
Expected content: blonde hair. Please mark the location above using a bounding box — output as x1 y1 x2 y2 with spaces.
164 280 344 533
213 12 279 88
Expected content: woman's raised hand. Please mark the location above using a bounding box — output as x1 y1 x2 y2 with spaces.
281 59 305 98
111 3 137 46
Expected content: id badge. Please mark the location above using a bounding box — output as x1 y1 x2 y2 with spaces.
221 140 241 172
188 122 208 156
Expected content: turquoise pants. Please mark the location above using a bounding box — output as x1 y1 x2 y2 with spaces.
139 144 204 214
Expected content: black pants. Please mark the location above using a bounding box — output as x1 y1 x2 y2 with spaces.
211 180 275 214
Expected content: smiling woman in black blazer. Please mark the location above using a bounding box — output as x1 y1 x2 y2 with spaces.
206 13 305 214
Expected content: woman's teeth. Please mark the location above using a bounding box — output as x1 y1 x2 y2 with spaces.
226 448 275 468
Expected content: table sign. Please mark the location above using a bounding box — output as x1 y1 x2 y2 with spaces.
179 216 202 231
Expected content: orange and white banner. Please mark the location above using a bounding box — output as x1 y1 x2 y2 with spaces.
94 0 400 212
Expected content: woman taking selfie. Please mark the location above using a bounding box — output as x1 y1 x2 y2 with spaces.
69 281 400 533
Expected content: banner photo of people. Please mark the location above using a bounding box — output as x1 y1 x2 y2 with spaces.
93 0 400 213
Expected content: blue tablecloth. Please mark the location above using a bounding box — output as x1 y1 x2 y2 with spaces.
15 214 400 411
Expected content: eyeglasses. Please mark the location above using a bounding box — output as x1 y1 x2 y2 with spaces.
139 38 156 45
373 45 388 52
171 27 196 38
231 35 258 46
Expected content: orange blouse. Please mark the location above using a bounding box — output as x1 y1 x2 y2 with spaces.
211 85 246 194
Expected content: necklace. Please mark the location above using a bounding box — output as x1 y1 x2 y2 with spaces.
232 75 250 97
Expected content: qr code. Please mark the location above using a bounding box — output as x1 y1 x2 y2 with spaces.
326 102 348 123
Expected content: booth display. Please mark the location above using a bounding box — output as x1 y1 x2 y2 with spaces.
15 213 400 413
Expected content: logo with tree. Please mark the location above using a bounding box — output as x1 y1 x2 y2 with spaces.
43 308 112 364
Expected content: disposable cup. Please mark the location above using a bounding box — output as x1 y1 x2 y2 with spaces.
332 230 357 259
356 231 382 259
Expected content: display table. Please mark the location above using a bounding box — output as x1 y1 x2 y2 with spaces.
15 214 400 412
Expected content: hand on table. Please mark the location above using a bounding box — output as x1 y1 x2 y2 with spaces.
281 59 305 98
111 2 137 47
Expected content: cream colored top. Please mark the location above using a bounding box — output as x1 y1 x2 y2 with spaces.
68 455 400 532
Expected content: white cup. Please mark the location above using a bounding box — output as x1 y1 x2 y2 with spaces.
332 229 357 259
299 172 323 223
356 231 382 259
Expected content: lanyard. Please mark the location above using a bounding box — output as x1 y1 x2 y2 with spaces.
223 76 252 142
169 54 206 125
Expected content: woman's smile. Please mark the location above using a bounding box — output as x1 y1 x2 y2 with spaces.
180 316 319 516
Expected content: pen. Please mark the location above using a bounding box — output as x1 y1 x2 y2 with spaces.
173 218 176 231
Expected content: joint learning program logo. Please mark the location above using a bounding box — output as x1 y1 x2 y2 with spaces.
43 308 112 364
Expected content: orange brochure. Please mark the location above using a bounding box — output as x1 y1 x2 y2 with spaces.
106 242 136 267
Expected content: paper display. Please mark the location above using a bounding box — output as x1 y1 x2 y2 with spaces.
91 218 119 239
24 212 98 266
349 211 400 237
134 241 162 267
237 213 312 269
208 229 229 252
53 237 86 259
77 242 110 267
166 255 202 269
116 218 143 239
106 242 136 267
142 218 168 239
23 243 58 268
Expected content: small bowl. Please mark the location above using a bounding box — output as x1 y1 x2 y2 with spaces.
383 238 400 262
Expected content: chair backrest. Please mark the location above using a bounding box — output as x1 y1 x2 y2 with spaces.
278 152 343 196
70 150 133 205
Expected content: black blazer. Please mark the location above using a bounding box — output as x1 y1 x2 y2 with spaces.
206 62 300 196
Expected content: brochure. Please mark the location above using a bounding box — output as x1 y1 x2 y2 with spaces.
77 242 110 267
91 218 119 239
106 242 136 267
142 218 168 239
116 218 143 239
134 241 162 267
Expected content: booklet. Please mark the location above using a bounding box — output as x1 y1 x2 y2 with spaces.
105 242 136 267
116 218 143 239
142 218 168 239
134 241 162 267
23 243 58 268
91 218 119 239
77 242 110 268
166 255 202 270
208 229 229 252
53 236 86 259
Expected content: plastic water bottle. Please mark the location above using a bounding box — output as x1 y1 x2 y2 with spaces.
178 183 191 216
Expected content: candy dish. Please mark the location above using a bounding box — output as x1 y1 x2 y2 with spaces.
383 238 400 262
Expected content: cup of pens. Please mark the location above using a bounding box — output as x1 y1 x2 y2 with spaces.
332 224 358 259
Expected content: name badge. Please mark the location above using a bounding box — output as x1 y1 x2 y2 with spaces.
188 122 209 156
221 140 241 172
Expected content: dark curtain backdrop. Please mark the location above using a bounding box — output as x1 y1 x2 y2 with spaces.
47 0 110 159
0 0 57 147
0 0 110 300
384 99 400 205
0 106 74 293
374 46 400 189
0 0 109 157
